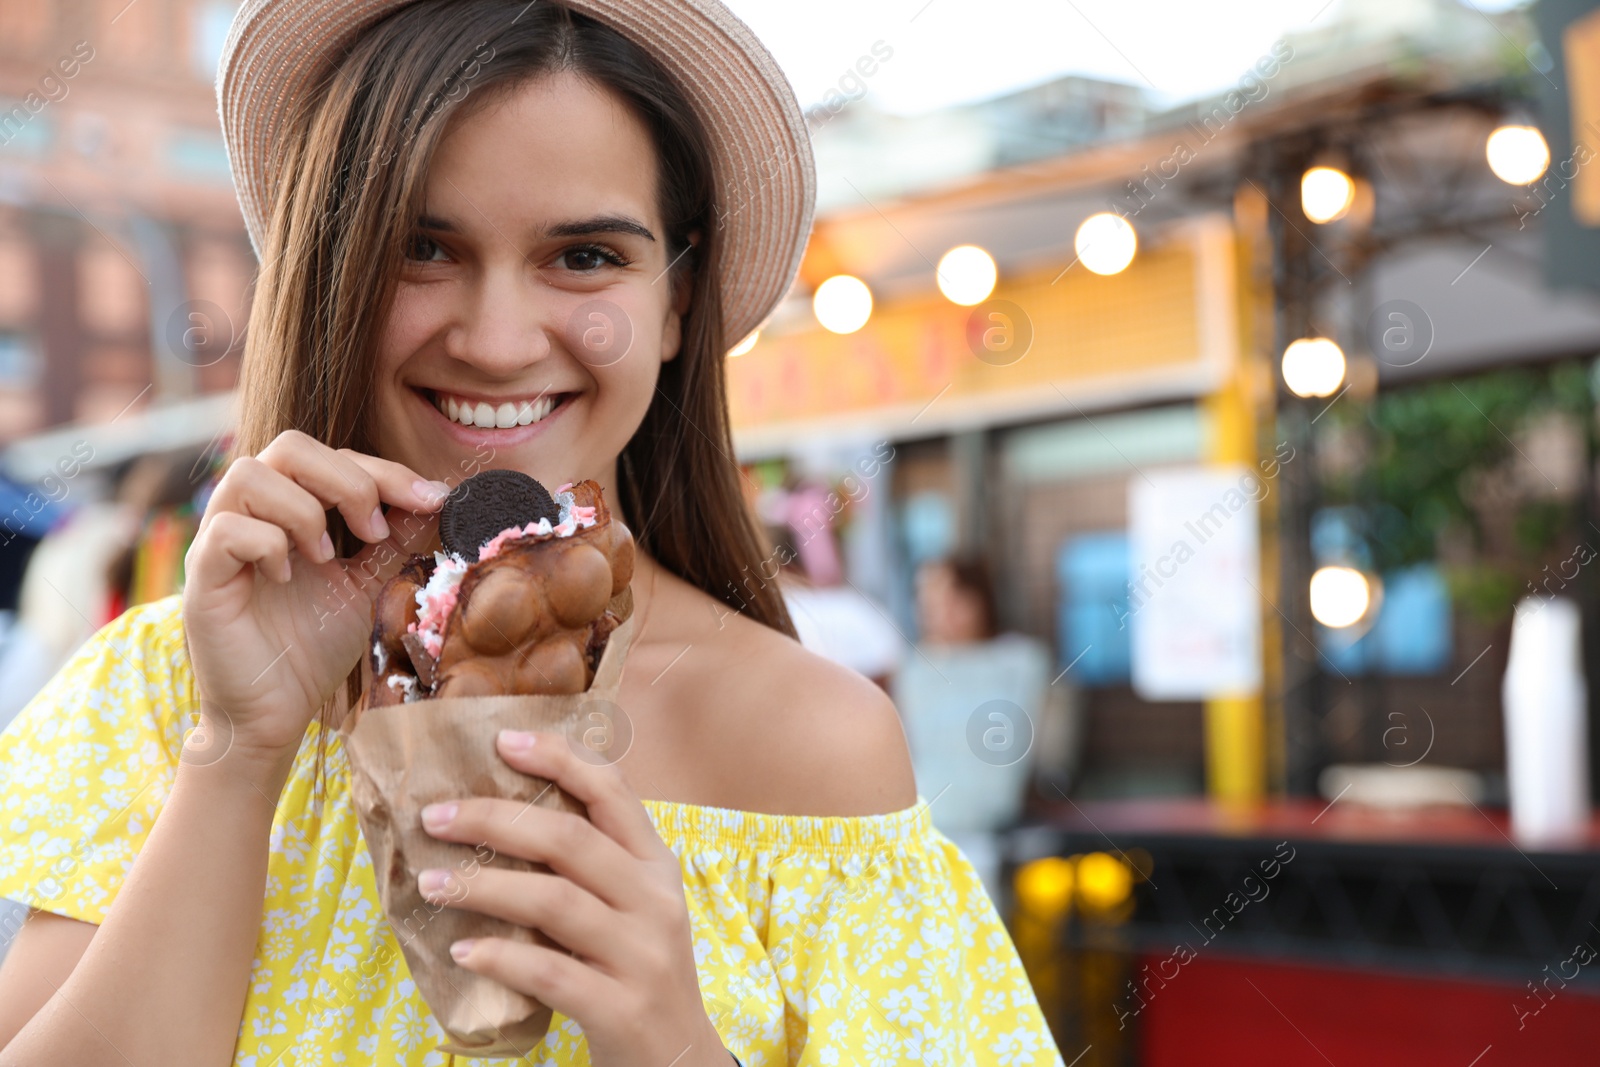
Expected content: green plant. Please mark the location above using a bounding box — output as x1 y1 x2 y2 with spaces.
1316 360 1594 624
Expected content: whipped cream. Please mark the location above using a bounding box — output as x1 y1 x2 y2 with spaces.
385 673 420 702
409 551 468 659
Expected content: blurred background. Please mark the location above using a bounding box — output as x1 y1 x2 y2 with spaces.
2 0 1600 1061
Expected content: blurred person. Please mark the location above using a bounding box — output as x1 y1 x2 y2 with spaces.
893 555 1053 902
0 477 55 616
0 448 211 735
780 480 843 585
0 478 60 720
772 519 904 688
104 446 220 617
918 555 998 646
0 480 138 735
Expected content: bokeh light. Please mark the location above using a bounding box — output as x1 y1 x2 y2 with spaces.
1486 124 1550 185
1281 337 1346 398
1074 213 1137 275
936 245 999 305
1014 856 1075 917
1076 852 1134 911
812 275 873 334
1301 166 1356 223
727 330 760 357
1310 565 1373 628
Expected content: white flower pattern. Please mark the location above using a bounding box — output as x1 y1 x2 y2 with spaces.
0 597 1064 1065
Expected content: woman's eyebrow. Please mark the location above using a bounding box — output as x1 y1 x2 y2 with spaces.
413 212 657 242
545 215 657 242
416 214 460 233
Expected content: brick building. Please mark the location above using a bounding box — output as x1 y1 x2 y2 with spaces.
0 0 252 445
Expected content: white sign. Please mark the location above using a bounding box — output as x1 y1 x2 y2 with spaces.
1127 466 1263 700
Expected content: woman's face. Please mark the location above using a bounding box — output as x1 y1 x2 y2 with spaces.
371 71 689 493
916 563 986 646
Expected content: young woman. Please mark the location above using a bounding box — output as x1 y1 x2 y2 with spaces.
0 2 1064 1064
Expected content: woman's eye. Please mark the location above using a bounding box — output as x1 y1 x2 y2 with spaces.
557 244 628 272
405 234 448 262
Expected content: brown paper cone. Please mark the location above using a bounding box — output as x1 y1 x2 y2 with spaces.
342 614 635 1058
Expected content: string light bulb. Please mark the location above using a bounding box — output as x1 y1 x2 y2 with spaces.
1486 124 1550 185
1074 213 1137 275
936 245 998 305
1310 566 1372 628
1281 337 1346 398
1302 166 1356 224
812 275 873 334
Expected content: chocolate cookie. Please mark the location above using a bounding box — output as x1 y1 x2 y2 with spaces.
363 478 634 708
440 469 560 560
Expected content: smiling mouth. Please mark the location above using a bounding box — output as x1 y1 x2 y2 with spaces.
423 389 573 429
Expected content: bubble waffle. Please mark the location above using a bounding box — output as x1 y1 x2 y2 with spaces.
366 474 634 706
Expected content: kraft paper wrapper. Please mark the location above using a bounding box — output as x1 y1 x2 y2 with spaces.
342 612 635 1059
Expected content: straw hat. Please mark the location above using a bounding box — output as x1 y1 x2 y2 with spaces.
216 0 815 348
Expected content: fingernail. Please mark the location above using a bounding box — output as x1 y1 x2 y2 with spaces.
413 479 451 507
319 531 335 562
498 729 535 754
421 802 457 831
450 939 476 962
418 868 451 895
370 507 390 539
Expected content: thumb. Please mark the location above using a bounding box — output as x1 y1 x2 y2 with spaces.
343 509 441 600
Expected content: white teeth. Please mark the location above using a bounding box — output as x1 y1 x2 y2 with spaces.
433 393 560 428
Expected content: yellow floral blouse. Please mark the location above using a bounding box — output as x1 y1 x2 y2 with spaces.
0 596 1064 1066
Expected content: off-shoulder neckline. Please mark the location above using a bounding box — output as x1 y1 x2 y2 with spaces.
640 795 937 854
111 599 935 855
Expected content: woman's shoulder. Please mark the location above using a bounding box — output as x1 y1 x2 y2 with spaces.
40 594 190 703
0 594 200 926
627 578 917 818
112 593 188 641
1 593 193 754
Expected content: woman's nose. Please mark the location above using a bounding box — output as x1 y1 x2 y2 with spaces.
443 265 553 374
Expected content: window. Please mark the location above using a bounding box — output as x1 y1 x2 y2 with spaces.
0 334 39 387
190 1 236 81
166 128 233 181
1056 531 1132 685
0 101 52 157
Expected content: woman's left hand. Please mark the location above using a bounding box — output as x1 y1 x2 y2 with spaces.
418 728 725 1067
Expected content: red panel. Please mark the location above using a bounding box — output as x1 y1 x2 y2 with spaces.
1140 954 1600 1066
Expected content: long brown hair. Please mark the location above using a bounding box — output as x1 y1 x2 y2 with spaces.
232 0 797 707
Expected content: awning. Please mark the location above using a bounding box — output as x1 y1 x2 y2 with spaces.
1 389 236 484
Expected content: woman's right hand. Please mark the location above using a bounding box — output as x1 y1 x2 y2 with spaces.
181 430 450 773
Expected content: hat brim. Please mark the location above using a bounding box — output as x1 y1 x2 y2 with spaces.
217 0 816 348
